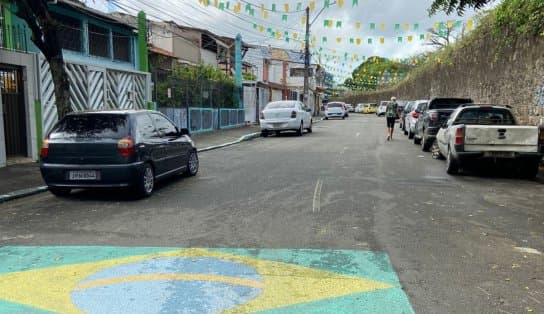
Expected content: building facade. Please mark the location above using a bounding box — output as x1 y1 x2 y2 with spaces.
0 0 150 167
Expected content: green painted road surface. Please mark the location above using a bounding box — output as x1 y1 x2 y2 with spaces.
0 246 414 313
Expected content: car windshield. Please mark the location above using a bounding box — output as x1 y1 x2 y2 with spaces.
49 114 129 139
455 108 516 125
328 103 343 108
266 102 296 109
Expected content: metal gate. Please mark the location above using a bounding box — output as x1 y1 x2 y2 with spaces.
0 65 27 157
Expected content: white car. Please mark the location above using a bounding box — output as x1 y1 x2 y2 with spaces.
404 100 428 139
376 101 388 116
355 104 364 113
260 100 312 137
324 102 346 119
346 104 354 112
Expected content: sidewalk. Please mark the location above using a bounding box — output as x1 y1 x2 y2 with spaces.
0 125 261 202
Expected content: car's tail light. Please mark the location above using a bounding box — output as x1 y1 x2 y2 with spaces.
430 112 439 121
260 111 265 119
455 127 465 145
291 111 297 118
539 127 544 151
40 138 49 158
412 111 419 119
118 136 135 157
325 105 328 111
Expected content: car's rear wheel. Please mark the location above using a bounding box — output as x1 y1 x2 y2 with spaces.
324 117 328 120
307 120 313 133
297 122 304 136
519 160 539 179
49 187 71 197
261 130 269 137
135 163 154 197
185 150 199 177
421 133 431 151
446 148 460 175
413 134 421 144
431 140 444 160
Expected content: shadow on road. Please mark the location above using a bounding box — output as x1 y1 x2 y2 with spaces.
59 175 191 202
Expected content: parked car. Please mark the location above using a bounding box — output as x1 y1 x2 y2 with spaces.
260 100 312 137
435 104 544 177
40 110 199 198
346 104 355 112
324 102 347 119
404 100 428 139
377 101 388 116
401 101 415 132
364 103 378 114
414 97 473 151
396 100 409 129
355 103 364 113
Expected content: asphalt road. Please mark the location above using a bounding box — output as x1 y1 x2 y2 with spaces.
0 114 543 313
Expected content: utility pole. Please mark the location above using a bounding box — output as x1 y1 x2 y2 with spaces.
303 6 310 107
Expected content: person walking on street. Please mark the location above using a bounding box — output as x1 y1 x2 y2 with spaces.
386 96 398 141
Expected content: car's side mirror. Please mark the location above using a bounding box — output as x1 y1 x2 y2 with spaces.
179 128 190 136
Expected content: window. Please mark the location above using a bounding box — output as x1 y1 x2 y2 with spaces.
290 68 313 77
51 13 82 52
265 101 296 109
50 114 129 139
151 114 177 137
455 108 516 125
136 114 156 140
89 24 110 58
113 31 130 62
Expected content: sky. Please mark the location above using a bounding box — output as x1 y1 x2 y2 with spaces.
87 0 497 83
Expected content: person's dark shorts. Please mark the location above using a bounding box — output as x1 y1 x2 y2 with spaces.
386 117 395 128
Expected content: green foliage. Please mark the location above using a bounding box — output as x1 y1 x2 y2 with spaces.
429 0 492 15
243 72 257 81
344 56 412 91
157 64 237 108
493 0 544 37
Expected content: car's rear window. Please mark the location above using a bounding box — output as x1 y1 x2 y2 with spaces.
416 102 427 111
328 103 343 108
50 114 129 139
266 102 296 109
429 99 472 110
455 108 516 125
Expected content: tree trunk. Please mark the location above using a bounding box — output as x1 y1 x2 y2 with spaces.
47 54 71 119
10 0 72 119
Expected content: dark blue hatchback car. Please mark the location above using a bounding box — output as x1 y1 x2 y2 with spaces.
40 110 198 197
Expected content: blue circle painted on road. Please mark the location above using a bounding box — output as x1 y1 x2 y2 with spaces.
70 257 263 314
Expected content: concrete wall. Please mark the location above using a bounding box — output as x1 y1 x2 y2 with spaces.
173 36 200 64
201 49 217 67
342 28 544 125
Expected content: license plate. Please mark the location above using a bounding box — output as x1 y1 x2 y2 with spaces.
69 170 99 180
484 152 515 158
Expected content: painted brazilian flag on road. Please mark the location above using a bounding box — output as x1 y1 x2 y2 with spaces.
0 246 414 313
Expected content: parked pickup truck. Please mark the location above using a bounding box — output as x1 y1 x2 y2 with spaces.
415 97 473 151
436 104 544 177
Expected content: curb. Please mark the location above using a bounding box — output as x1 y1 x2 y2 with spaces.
0 186 49 204
197 132 261 153
0 132 263 204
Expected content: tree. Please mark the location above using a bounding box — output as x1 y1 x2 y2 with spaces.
429 0 493 16
425 22 464 48
8 0 71 118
